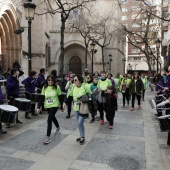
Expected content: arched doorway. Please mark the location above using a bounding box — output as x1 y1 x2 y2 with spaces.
69 56 82 74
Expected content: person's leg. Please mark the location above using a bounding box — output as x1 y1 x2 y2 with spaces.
143 89 145 100
125 88 130 105
109 109 115 127
78 115 85 138
50 107 59 128
47 108 57 137
105 108 110 122
137 94 141 107
25 92 31 119
78 114 85 145
67 99 72 118
99 103 104 121
131 93 135 108
122 93 125 107
0 122 7 134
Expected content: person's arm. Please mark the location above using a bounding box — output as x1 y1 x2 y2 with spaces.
65 81 70 90
6 79 18 90
21 77 30 86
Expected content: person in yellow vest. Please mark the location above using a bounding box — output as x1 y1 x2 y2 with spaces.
129 72 144 111
119 74 131 107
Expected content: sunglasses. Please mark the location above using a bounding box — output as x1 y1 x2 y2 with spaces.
74 79 78 82
70 77 73 78
48 79 54 82
87 77 90 79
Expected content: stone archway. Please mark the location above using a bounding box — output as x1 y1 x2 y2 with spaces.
69 56 82 74
0 1 21 71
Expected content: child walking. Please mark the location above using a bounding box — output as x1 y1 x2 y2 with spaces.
105 86 118 129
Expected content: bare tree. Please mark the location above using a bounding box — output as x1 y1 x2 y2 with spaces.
36 0 95 75
118 0 161 76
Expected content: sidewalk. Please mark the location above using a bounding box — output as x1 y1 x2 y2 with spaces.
0 90 170 170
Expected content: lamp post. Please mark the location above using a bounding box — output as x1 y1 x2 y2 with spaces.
108 54 112 70
24 0 36 73
155 38 161 73
128 63 132 73
90 41 97 74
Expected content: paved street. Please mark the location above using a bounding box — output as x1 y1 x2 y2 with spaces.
0 90 170 170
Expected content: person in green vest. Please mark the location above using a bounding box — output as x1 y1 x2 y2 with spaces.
97 70 112 125
37 74 63 144
63 75 91 145
90 76 98 123
65 74 74 118
119 74 131 107
141 73 147 101
86 74 93 89
129 72 144 111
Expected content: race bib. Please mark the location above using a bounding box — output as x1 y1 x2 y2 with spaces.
47 98 54 104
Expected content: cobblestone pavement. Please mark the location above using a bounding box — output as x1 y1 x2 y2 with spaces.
0 90 170 170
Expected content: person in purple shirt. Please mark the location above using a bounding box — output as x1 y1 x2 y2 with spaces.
154 73 165 117
6 68 22 128
107 73 115 87
22 71 37 119
36 68 46 93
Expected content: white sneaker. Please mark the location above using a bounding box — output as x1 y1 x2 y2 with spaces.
44 136 51 144
55 127 61 135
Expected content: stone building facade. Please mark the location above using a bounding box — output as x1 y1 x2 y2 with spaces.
0 0 125 76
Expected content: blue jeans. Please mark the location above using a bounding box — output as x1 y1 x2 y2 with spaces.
74 111 85 138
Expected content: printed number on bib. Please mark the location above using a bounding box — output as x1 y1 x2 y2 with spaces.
47 98 54 104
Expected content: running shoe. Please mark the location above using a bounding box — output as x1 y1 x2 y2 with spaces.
100 120 104 125
109 126 113 129
55 127 61 135
44 136 51 144
138 105 141 109
130 107 134 111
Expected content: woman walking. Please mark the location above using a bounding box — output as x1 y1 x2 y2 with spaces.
129 72 144 111
65 74 74 118
105 86 118 129
119 74 131 108
37 75 63 144
63 75 91 145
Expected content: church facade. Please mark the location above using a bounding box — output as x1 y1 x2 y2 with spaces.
0 0 125 76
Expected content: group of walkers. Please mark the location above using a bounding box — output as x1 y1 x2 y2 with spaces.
0 64 149 145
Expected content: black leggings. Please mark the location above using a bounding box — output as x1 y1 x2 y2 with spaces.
97 101 106 120
46 107 59 137
67 98 73 116
7 94 19 121
143 89 145 99
122 89 130 106
131 93 141 108
106 108 115 126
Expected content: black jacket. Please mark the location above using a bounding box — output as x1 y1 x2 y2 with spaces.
129 78 144 95
105 93 118 110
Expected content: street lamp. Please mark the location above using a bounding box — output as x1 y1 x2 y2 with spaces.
155 38 161 73
24 0 36 73
128 63 132 72
90 41 97 74
108 54 112 70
